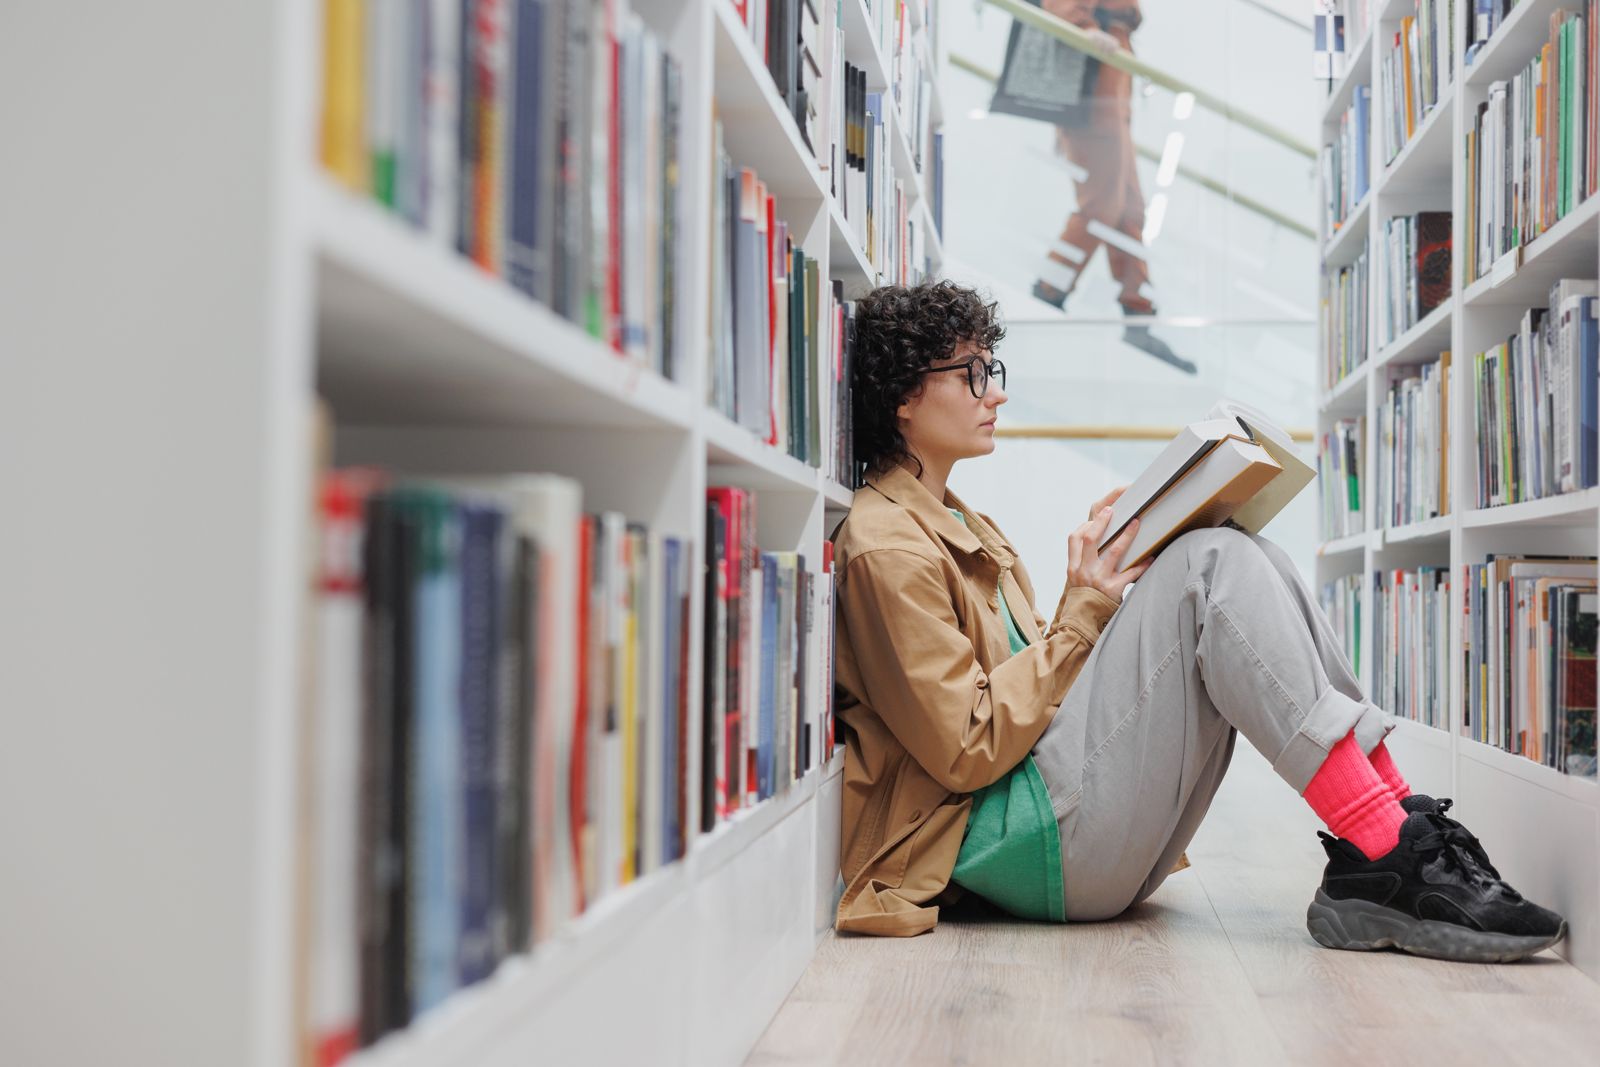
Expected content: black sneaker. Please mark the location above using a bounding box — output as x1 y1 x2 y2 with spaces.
1401 794 1500 879
1306 811 1566 963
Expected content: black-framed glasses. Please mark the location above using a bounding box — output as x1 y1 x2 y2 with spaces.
925 355 1007 399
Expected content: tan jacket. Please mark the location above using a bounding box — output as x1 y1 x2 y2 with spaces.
831 464 1121 936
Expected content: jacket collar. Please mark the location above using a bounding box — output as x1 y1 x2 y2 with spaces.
864 463 1016 568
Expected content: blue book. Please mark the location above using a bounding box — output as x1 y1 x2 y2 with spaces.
759 554 779 800
406 491 463 1015
456 504 500 985
1352 85 1370 204
1581 297 1598 488
663 537 681 861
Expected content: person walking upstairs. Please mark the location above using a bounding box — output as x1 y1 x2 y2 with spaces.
1027 0 1192 373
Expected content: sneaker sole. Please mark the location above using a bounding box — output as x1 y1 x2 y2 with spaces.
1306 890 1566 963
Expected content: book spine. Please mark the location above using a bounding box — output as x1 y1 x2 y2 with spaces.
309 474 366 1067
409 495 462 1015
506 0 545 298
456 506 498 986
426 0 461 246
322 0 369 190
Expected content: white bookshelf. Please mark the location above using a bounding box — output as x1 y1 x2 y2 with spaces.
0 1 942 1065
1316 0 1600 981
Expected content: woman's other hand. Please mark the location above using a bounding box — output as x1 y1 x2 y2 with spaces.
1068 506 1150 603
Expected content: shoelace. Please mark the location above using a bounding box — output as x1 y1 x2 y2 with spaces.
1413 821 1524 900
1431 798 1502 880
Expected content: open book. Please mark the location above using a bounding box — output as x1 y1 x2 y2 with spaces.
1097 400 1315 572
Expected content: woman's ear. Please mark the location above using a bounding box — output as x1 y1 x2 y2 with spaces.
896 382 923 422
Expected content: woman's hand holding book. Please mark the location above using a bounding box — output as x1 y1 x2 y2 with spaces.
1068 502 1150 604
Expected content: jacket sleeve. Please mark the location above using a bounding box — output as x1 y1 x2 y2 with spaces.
1040 0 1099 29
839 548 1120 794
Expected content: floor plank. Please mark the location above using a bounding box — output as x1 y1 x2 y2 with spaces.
747 746 1600 1065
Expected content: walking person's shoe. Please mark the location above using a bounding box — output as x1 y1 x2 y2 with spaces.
1031 278 1068 310
1120 305 1197 374
1306 811 1566 963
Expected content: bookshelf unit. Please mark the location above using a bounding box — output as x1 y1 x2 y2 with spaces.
1316 0 1600 982
1 2 942 1066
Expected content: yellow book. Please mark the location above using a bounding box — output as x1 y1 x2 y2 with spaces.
1401 17 1417 140
320 0 367 189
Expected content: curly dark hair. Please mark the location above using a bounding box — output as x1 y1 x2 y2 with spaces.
851 280 1007 480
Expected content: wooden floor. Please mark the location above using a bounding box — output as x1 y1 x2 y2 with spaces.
747 746 1600 1065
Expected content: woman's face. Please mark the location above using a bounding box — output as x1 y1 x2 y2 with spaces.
896 339 1009 467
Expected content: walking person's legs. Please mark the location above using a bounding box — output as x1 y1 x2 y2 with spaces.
1034 126 1126 310
1102 132 1152 315
1042 121 1195 371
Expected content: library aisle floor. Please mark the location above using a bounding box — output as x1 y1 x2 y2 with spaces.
749 746 1600 1065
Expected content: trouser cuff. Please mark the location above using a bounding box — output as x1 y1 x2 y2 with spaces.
1272 687 1394 794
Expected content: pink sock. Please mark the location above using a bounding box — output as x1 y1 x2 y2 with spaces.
1301 731 1407 860
1366 740 1412 804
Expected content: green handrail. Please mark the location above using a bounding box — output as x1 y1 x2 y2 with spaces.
979 0 1318 160
949 53 1316 239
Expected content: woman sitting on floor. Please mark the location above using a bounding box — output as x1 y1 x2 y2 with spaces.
829 280 1565 962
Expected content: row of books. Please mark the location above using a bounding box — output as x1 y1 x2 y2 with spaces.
1466 1 1531 67
1321 86 1371 238
703 488 836 824
759 0 942 271
1319 417 1366 541
726 0 824 153
857 81 927 284
1470 280 1599 508
1319 573 1362 679
1462 555 1599 776
885 0 938 185
300 468 842 1060
1323 251 1370 389
1377 353 1451 527
707 128 858 481
1465 4 1600 282
1380 0 1454 164
320 0 686 379
1380 211 1450 344
1374 566 1451 728
302 471 703 1056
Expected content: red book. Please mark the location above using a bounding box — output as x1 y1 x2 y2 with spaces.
706 488 746 811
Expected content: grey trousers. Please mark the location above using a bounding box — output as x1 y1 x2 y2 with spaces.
1031 527 1394 921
